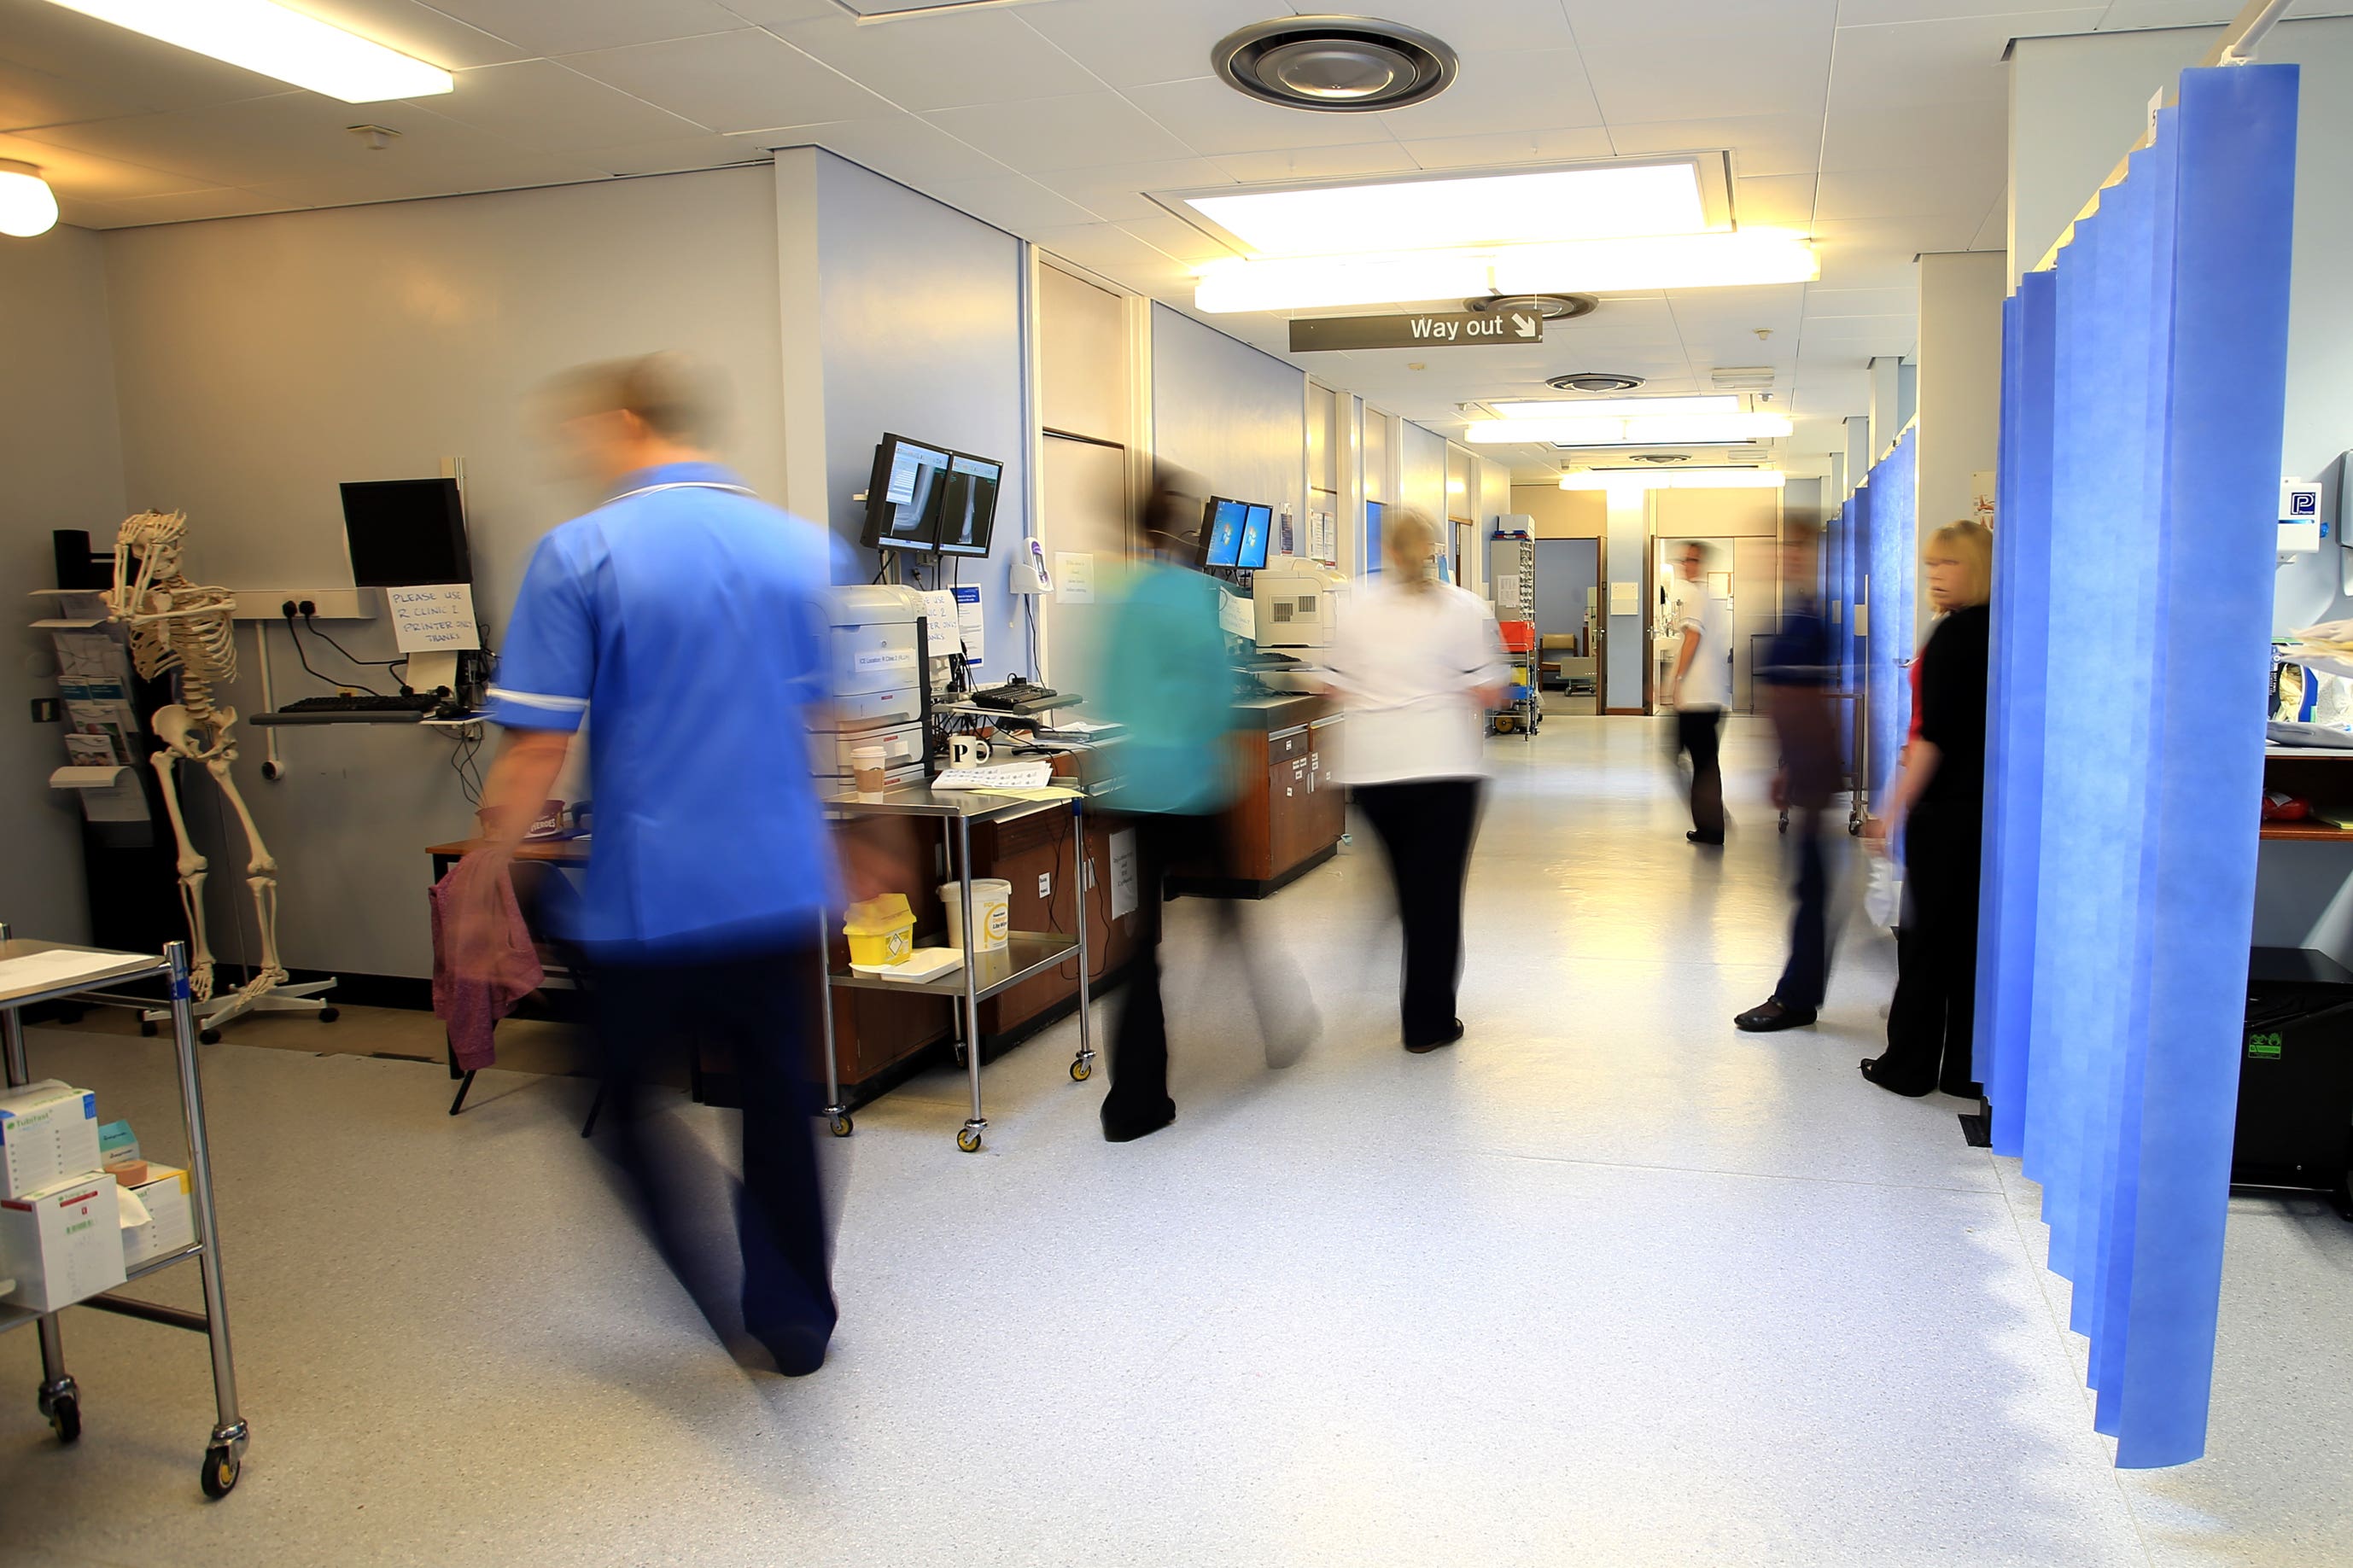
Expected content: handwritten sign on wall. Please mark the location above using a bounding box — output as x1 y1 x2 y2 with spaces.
386 584 481 653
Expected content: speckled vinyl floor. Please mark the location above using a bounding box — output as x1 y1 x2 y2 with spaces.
3 718 2345 1567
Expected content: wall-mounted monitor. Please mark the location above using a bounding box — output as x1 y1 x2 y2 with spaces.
1237 503 1274 571
341 478 472 587
861 434 951 552
1365 499 1386 577
934 452 1003 557
1203 497 1247 568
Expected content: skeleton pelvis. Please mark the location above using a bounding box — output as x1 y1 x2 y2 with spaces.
153 703 235 759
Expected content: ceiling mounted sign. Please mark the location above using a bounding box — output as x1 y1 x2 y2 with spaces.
1288 311 1543 352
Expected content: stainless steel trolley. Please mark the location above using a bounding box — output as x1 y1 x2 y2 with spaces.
1774 689 1871 837
818 784 1095 1152
0 930 248 1499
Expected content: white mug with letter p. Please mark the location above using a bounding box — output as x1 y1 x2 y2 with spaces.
949 733 993 768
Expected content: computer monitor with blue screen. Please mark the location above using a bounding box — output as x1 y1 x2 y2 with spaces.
1238 504 1273 570
861 434 950 552
1203 498 1247 568
1365 500 1386 576
933 452 1002 557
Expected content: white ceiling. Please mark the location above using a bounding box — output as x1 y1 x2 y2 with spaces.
0 0 2326 477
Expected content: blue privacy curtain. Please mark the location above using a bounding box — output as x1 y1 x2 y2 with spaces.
1862 430 1918 804
1975 64 2298 1468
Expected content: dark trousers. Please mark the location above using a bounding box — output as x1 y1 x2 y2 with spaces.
1102 811 1242 1129
1677 708 1725 839
1882 799 1985 1095
1355 778 1485 1047
1776 808 1831 1010
588 941 835 1357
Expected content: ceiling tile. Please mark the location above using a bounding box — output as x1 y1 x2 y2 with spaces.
0 54 158 132
1400 126 1618 172
562 30 896 134
1124 76 1400 158
765 10 1101 112
1034 156 1234 222
420 61 709 149
1015 0 1293 90
1207 143 1422 184
1818 99 2004 172
1813 164 2000 222
1354 0 1580 51
1116 213 1241 265
427 0 747 55
2093 0 2251 26
1831 0 2089 21
1736 172 1817 227
1372 49 1604 141
925 172 1103 232
286 1 534 70
0 1 294 114
1803 286 1917 317
924 91 1196 172
54 192 129 229
718 0 857 20
1825 10 2105 109
587 134 769 177
742 114 1013 183
1606 114 1827 180
0 128 215 200
88 186 309 226
1580 33 1834 125
1029 219 1197 283
1968 194 2005 251
20 94 518 186
244 152 615 209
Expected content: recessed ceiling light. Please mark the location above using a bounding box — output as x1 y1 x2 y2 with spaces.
1558 469 1785 491
1549 371 1645 393
1179 160 1710 259
42 0 452 102
1464 413 1794 446
1212 17 1457 112
1488 396 1737 420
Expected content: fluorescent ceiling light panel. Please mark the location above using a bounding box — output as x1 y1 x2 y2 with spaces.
1467 414 1792 446
44 0 453 102
1559 469 1786 491
1181 161 1708 259
1193 229 1816 313
1489 396 1737 420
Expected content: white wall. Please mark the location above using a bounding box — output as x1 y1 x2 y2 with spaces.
1399 422 1445 532
97 166 786 979
1916 250 2005 640
2012 17 2353 633
2 225 126 941
1150 304 1305 538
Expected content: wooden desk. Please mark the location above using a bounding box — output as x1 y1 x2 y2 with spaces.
426 837 589 877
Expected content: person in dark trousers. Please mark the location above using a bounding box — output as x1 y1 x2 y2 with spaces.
1327 510 1509 1053
1667 540 1732 844
454 353 855 1375
1862 520 1993 1097
1737 521 1842 1033
1092 470 1313 1143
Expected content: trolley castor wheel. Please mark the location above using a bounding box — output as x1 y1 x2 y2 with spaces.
139 1019 158 1038
199 1028 221 1045
201 1443 240 1499
956 1125 983 1153
828 1112 853 1138
43 1391 80 1445
1069 1056 1092 1082
317 1006 339 1023
1850 821 1864 836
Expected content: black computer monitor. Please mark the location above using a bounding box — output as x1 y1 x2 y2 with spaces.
340 478 472 587
861 434 952 552
1238 504 1274 571
934 452 1003 557
1202 498 1247 568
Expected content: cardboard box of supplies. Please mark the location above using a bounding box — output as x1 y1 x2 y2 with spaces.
120 1166 195 1269
0 1081 101 1200
1 1172 126 1312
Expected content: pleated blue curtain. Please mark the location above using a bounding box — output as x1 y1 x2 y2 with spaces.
1974 63 2299 1468
1863 431 1918 803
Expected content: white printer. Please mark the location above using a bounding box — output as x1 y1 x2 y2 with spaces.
1253 561 1350 651
819 586 932 786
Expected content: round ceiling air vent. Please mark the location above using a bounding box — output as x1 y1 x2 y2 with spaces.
1466 293 1597 321
1547 371 1645 393
1630 452 1692 463
1212 17 1459 112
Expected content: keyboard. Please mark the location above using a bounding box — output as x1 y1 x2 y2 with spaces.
281 693 441 714
969 680 1072 713
933 761 1054 791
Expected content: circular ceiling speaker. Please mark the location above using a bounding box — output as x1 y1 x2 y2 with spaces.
1546 371 1645 393
1213 17 1459 112
1467 293 1597 321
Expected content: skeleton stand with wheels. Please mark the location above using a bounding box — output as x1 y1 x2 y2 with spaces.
105 510 336 1039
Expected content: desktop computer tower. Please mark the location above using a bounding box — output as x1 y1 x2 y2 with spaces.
2235 948 2353 1212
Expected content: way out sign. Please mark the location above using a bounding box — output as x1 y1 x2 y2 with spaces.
1288 310 1544 352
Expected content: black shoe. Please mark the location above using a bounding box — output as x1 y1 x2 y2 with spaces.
1860 1057 1933 1097
1941 1079 1984 1100
1101 1099 1176 1143
739 1317 832 1378
1735 1000 1816 1033
1687 831 1725 846
1405 1019 1466 1055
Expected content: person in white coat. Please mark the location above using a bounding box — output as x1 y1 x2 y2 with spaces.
1325 510 1508 1052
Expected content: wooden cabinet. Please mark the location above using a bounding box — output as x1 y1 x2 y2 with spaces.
1176 699 1346 897
973 808 1143 1047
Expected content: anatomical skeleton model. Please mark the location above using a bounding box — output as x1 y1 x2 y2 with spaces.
105 510 335 1035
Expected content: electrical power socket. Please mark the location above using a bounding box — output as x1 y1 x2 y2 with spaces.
281 599 298 618
298 598 317 617
32 697 61 723
1037 872 1051 900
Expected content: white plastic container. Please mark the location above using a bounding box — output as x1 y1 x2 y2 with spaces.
939 878 1013 953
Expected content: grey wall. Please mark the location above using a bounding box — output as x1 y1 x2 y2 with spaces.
806 149 1031 678
94 166 786 980
1533 539 1597 641
1398 422 1445 535
1150 304 1304 538
2 224 126 941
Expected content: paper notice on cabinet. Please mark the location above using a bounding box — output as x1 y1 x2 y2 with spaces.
1218 587 1256 639
953 586 984 666
1108 829 1138 920
1609 580 1638 615
920 589 960 658
386 584 481 653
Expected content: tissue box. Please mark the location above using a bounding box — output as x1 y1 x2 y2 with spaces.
1 1173 125 1312
121 1167 195 1269
0 1081 101 1200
